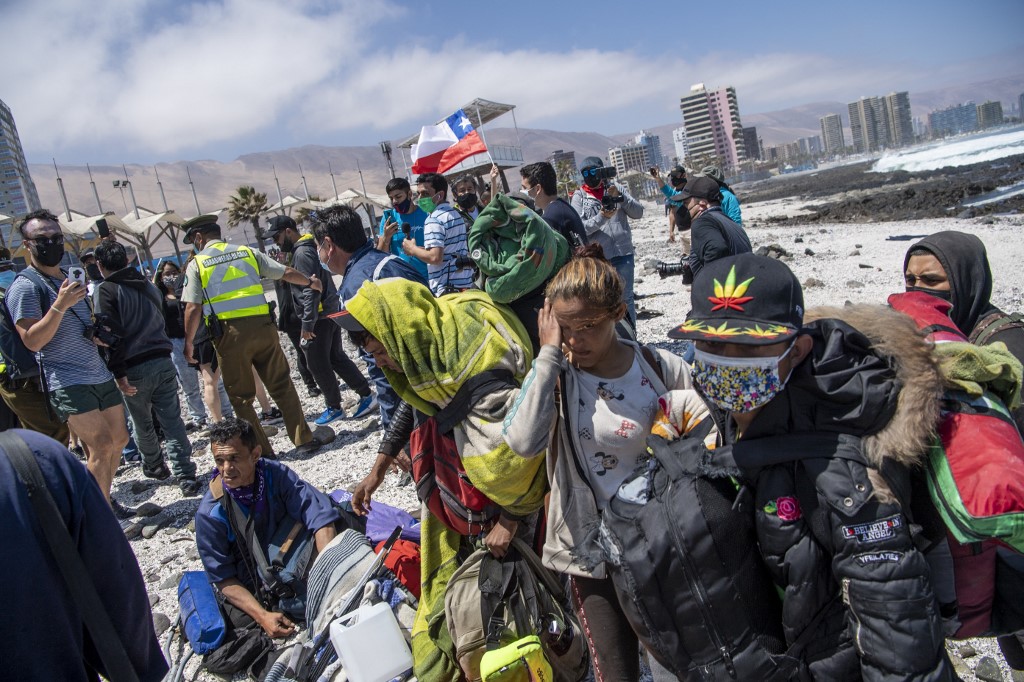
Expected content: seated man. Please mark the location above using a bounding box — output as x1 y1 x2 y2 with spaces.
195 417 340 642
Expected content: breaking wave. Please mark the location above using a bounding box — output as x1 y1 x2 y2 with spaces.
871 127 1024 173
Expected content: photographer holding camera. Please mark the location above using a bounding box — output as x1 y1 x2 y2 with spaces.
93 240 200 496
570 156 643 325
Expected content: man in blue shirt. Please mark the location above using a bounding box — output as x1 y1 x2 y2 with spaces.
0 429 167 681
311 204 426 431
376 177 429 281
195 418 340 638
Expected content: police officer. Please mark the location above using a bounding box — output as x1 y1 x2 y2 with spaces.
180 215 329 458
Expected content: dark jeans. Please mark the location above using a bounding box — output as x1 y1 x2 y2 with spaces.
122 356 196 478
301 318 370 410
571 574 639 682
283 327 316 388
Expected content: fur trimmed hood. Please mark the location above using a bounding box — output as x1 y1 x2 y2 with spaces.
748 304 943 470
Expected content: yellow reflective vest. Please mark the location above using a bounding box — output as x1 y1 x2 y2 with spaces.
195 242 270 320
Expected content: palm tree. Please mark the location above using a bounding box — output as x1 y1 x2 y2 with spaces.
227 186 269 253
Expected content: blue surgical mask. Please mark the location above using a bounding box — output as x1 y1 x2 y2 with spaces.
691 343 795 413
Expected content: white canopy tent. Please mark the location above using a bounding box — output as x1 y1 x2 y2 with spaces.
263 194 314 216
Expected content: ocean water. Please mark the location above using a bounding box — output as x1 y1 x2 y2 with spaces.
871 126 1024 173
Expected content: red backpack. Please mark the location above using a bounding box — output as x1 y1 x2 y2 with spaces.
888 291 1024 637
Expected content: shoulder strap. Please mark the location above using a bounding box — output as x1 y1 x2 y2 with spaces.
970 311 1024 346
639 345 666 386
433 369 516 434
0 432 140 682
219 492 278 599
17 269 54 317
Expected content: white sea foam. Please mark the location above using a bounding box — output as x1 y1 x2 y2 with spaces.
871 127 1024 173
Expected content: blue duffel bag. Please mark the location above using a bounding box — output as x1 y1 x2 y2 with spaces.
178 571 226 655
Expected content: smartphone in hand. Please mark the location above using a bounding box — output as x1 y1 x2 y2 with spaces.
68 267 87 287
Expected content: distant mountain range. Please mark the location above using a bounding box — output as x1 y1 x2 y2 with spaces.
30 73 1024 241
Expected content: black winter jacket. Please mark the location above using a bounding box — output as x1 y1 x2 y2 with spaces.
711 305 953 681
93 267 173 378
289 235 339 333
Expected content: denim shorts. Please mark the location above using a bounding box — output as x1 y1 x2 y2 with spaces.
49 379 122 421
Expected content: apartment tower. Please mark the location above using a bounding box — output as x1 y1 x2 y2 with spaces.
0 99 41 218
819 113 846 155
679 83 746 170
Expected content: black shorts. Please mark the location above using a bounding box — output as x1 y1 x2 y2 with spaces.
195 339 219 372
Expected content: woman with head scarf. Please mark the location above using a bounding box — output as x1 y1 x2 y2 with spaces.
904 230 1024 431
342 278 546 681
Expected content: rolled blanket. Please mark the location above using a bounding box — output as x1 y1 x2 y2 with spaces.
935 340 1022 409
468 193 569 304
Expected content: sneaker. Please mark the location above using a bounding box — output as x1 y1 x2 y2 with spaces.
315 407 346 425
350 393 378 420
306 385 322 398
295 436 326 456
143 462 172 481
260 407 284 425
70 445 85 460
179 477 202 497
184 418 207 433
111 498 135 520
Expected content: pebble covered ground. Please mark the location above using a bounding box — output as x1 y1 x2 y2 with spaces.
119 191 1024 680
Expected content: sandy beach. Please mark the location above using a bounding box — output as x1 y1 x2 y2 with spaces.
125 195 1024 681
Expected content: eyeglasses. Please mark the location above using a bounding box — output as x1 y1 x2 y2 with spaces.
26 235 64 247
904 273 947 287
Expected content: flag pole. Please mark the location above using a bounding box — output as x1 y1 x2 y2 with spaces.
474 106 495 166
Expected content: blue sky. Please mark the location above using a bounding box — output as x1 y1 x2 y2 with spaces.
4 0 1022 165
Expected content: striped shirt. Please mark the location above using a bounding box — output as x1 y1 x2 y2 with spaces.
6 268 112 390
423 202 474 295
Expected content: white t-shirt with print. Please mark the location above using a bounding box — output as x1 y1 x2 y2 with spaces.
575 356 661 509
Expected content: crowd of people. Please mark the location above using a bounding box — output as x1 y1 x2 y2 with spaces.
1 155 1022 682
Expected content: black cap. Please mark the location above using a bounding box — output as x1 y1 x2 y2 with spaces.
668 253 804 346
326 308 365 333
265 214 296 240
182 215 220 244
579 156 603 171
679 176 721 202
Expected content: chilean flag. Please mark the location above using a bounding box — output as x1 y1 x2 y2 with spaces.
410 109 489 174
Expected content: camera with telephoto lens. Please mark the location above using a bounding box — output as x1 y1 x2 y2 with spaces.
657 258 694 284
83 317 121 347
601 195 624 211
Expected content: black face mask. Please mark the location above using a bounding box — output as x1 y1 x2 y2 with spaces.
279 236 295 253
455 193 478 211
906 286 952 301
85 264 103 281
31 241 65 268
674 203 692 232
394 198 412 213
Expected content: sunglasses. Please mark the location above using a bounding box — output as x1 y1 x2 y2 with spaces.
26 235 64 247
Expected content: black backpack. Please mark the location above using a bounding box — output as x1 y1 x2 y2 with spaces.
599 422 808 681
0 269 51 381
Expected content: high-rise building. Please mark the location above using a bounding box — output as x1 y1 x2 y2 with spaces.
848 96 888 153
1019 93 1024 122
548 149 578 172
884 92 914 147
0 99 41 219
607 142 650 175
635 130 664 170
741 126 761 161
671 127 688 165
928 102 978 137
977 101 1004 129
679 83 746 170
797 136 823 157
819 113 846 155
848 91 914 152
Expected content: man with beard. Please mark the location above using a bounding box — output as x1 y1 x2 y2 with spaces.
6 210 129 504
264 215 375 426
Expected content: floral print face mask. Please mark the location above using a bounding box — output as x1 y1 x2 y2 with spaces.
691 343 795 413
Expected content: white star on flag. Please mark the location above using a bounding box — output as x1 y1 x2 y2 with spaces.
458 116 472 130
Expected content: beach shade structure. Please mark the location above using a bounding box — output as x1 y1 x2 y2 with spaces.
313 188 390 228
262 194 314 216
120 207 189 262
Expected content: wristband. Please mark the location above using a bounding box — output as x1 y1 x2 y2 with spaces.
51 306 65 315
